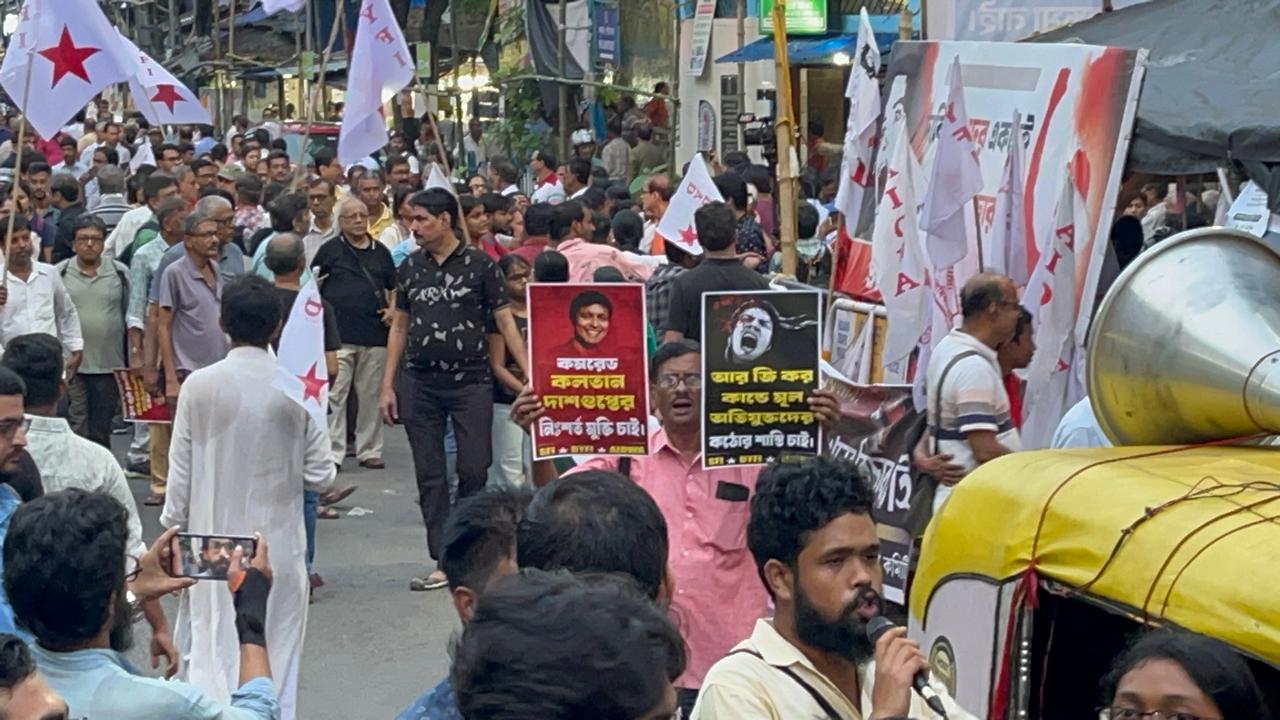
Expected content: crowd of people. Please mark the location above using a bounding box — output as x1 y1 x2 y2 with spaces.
0 98 1267 720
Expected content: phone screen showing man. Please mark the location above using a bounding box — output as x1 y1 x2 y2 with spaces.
172 534 255 580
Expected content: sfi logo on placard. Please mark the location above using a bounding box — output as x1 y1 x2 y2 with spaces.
929 636 957 698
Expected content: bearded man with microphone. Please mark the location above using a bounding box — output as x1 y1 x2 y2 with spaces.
693 457 974 719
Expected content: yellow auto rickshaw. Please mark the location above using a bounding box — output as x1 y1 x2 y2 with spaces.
909 229 1280 718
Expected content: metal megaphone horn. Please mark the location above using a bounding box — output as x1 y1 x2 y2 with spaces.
1088 227 1280 445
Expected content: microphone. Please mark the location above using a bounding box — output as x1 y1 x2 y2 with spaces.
865 616 948 718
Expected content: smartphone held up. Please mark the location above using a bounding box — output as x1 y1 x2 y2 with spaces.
171 533 257 581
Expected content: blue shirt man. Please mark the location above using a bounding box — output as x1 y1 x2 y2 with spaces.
32 646 280 720
397 678 460 720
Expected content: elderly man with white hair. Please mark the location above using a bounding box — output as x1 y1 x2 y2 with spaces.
146 195 246 315
310 196 397 472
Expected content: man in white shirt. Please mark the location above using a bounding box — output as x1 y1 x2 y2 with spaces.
1051 395 1113 450
0 333 142 556
78 120 131 168
107 173 179 262
529 150 566 205
462 117 499 175
50 135 88 179
0 215 83 370
694 457 974 720
490 160 521 197
924 272 1023 514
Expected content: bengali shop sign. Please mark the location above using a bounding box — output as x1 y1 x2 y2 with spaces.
529 283 649 460
702 290 821 468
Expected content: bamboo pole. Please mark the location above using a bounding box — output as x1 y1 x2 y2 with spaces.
771 0 799 277
293 0 346 190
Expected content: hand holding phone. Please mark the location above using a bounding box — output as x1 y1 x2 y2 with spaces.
170 533 257 581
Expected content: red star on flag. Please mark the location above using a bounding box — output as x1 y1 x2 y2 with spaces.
298 363 327 404
150 84 185 113
679 224 697 246
38 27 101 88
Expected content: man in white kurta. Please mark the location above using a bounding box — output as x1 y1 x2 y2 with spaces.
161 336 334 720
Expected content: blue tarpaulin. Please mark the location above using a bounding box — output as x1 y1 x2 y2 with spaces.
715 32 900 65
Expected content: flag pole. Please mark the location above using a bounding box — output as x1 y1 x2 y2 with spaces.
771 0 800 277
293 0 345 191
3 56 35 291
971 196 985 270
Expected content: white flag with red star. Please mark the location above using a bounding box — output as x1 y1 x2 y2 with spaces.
119 33 210 127
0 0 136 139
273 279 329 430
654 153 721 257
338 0 415 165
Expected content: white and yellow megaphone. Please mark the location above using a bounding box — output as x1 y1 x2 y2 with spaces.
1088 227 1280 445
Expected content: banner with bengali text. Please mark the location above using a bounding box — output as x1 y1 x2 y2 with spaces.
702 290 821 468
529 283 650 460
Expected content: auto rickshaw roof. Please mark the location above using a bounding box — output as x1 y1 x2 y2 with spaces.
911 444 1280 665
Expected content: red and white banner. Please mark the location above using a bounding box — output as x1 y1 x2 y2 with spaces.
833 8 881 234
338 0 415 165
882 41 1145 396
0 0 135 139
655 153 721 256
119 33 211 127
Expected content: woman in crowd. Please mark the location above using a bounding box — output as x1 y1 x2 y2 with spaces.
1099 628 1268 719
487 254 532 488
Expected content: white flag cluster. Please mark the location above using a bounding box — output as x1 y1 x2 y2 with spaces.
655 154 722 257
871 128 931 368
273 280 330 430
920 57 983 271
338 0 415 165
832 9 880 233
1021 165 1087 447
0 0 135 139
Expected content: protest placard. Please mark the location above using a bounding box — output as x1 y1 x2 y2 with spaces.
820 374 923 605
113 368 172 423
702 290 821 468
529 283 649 460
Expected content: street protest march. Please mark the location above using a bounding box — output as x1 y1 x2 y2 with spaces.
702 290 821 467
528 283 649 459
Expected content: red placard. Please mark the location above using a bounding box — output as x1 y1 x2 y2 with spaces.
113 368 173 423
529 283 649 459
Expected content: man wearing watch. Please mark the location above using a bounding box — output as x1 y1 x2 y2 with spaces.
3 490 281 720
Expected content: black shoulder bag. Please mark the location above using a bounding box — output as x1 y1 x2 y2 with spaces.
902 350 980 538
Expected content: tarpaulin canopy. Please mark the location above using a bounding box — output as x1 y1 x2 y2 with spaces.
913 445 1280 667
716 32 900 65
1032 0 1280 175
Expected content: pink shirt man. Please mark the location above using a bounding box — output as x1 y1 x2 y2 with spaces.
568 427 769 690
556 237 655 283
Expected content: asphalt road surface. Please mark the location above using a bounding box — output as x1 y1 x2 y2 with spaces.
116 425 455 719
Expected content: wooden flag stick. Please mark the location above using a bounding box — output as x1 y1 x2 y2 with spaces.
412 78 472 247
293 0 346 191
971 195 986 271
